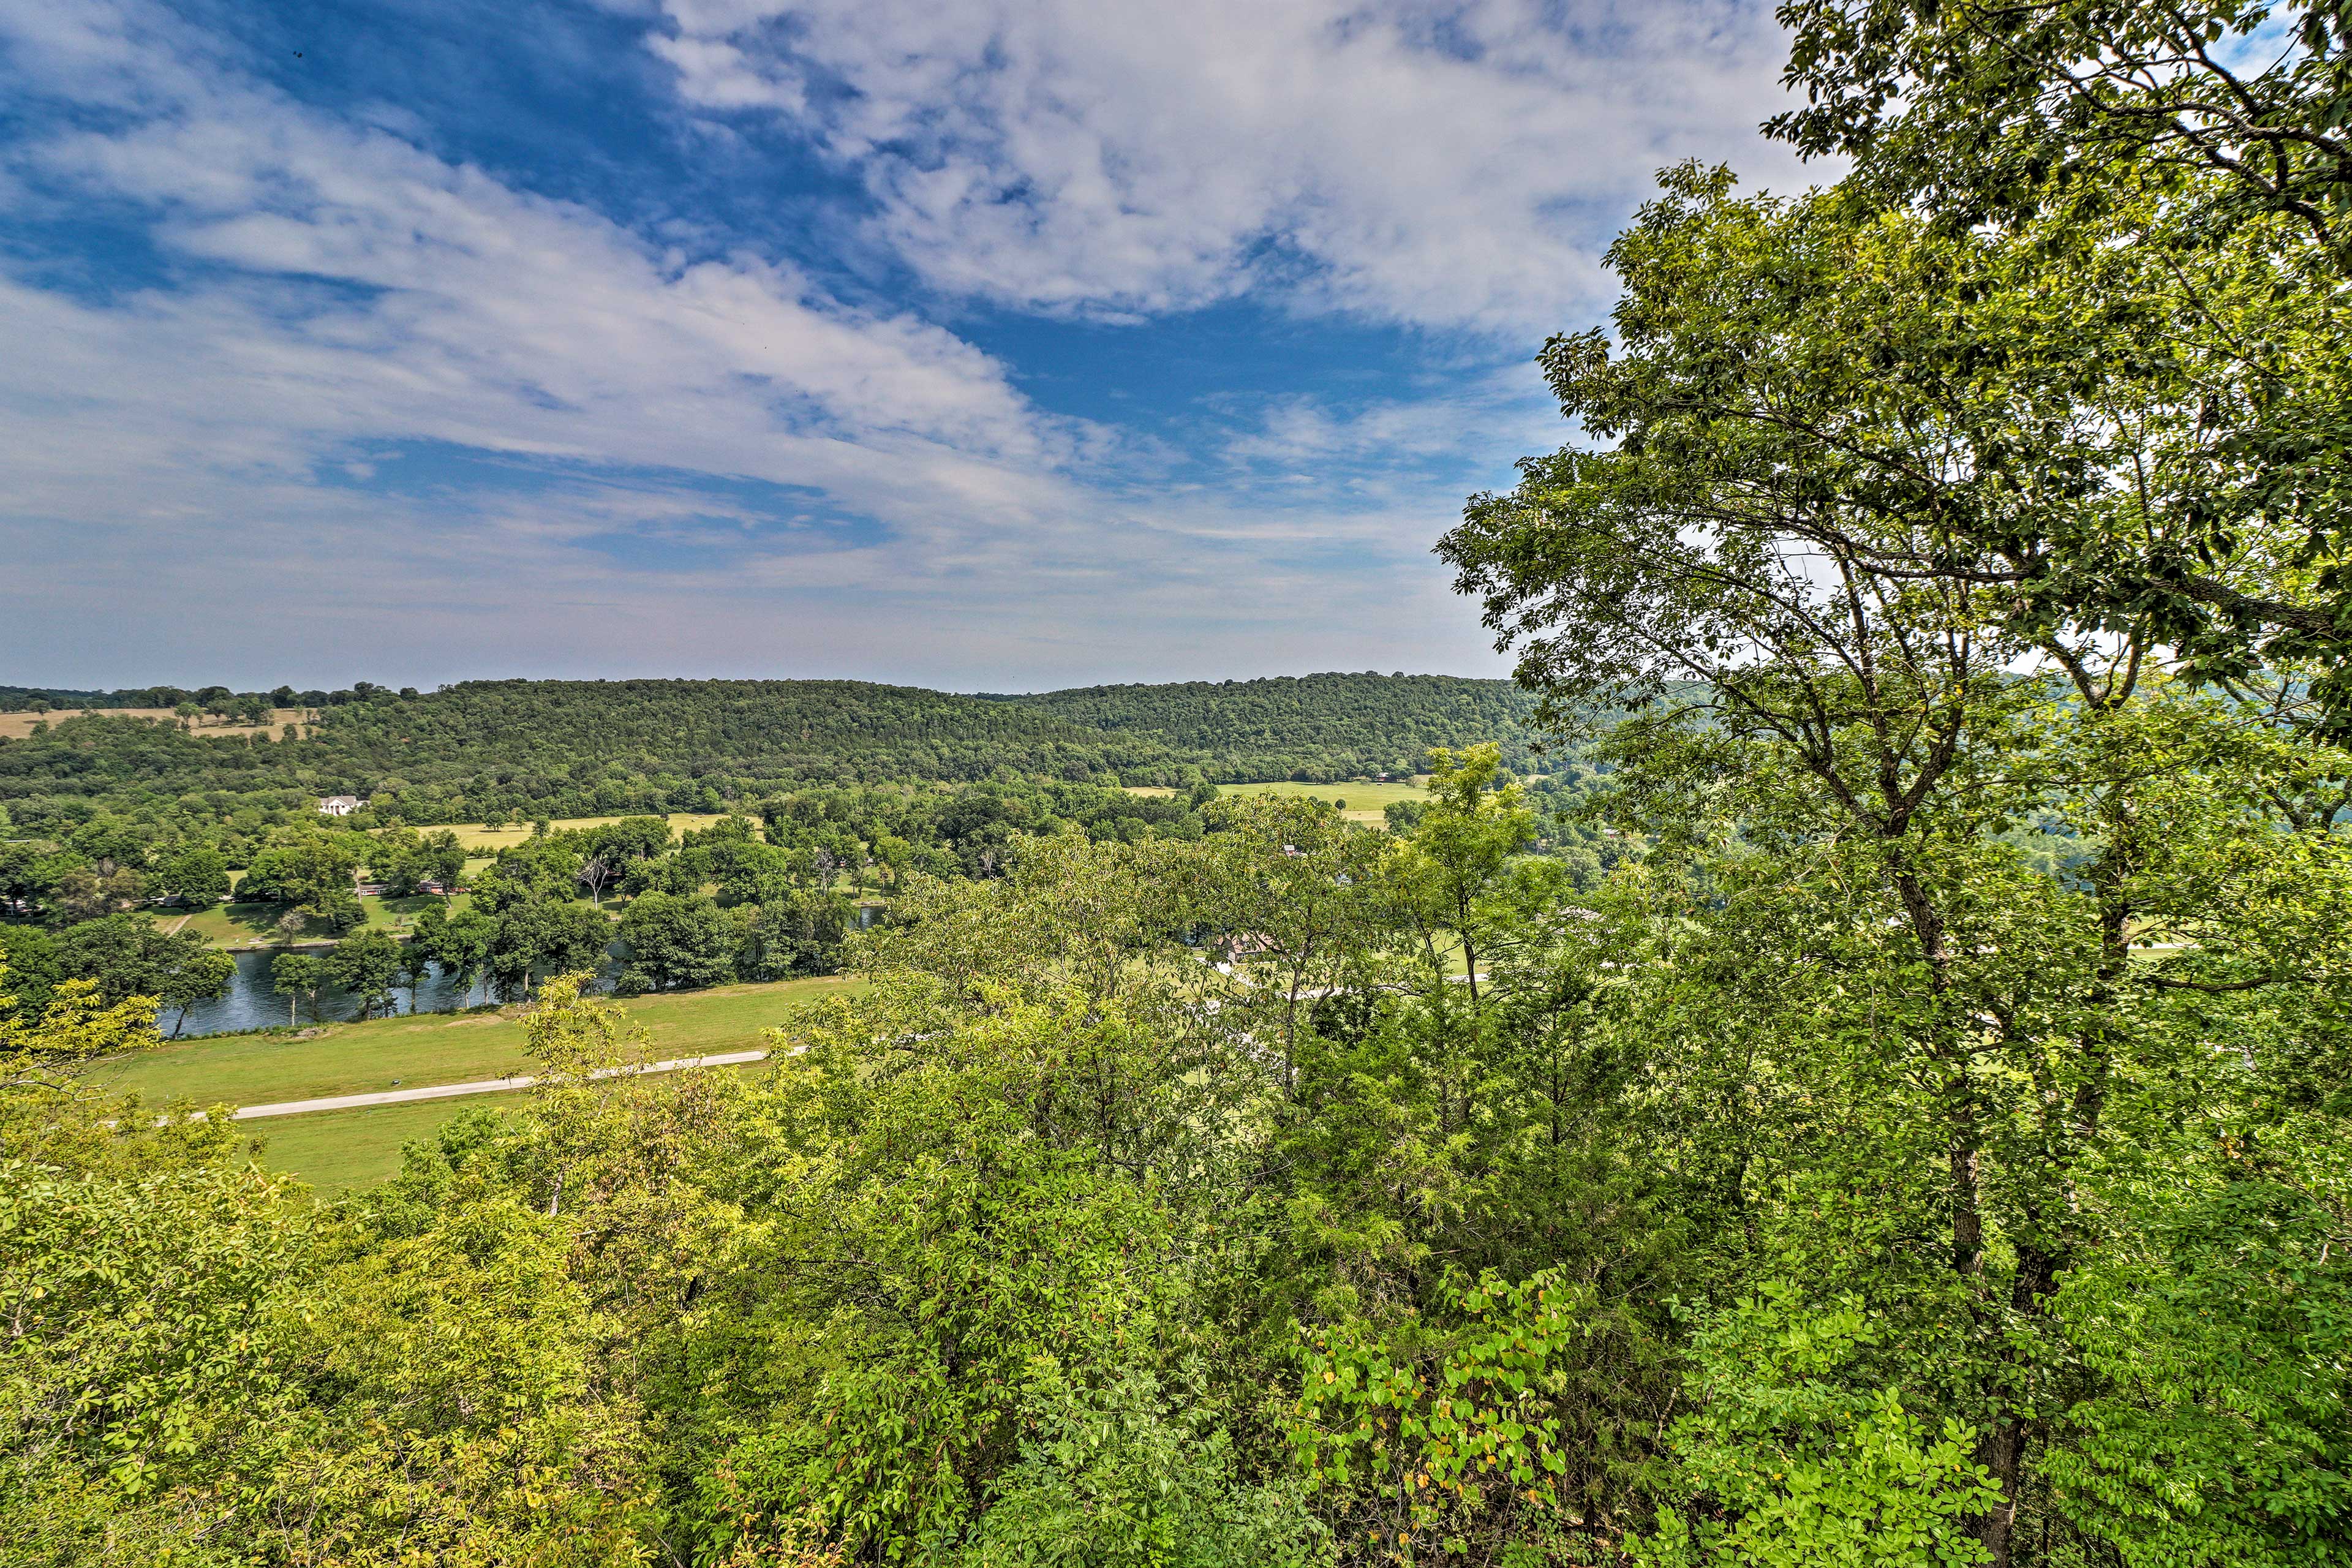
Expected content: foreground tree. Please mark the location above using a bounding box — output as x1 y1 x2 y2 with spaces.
1439 156 2352 1567
1766 0 2352 720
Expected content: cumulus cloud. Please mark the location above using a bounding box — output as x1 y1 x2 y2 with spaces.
0 0 1806 689
0 2 1111 663
649 0 1811 334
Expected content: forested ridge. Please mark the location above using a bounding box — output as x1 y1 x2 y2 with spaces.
0 673 1560 827
999 672 1551 777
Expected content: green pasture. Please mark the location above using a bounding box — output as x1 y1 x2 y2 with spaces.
1207 778 1432 823
84 974 865 1110
432 813 731 853
244 1056 781 1196
248 1098 483 1196
152 892 489 949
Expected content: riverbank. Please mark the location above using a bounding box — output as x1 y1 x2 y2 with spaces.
85 973 865 1114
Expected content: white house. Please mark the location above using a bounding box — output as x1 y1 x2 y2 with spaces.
317 794 367 816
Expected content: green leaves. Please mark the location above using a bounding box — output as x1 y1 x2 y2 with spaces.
1637 1288 2002 1568
1295 1269 1660 1561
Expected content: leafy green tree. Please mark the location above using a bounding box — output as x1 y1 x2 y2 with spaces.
472 837 582 915
1390 744 1538 1005
1197 794 1396 1094
325 928 404 1020
66 818 149 873
155 843 230 907
1759 0 2352 725
398 933 435 1014
1439 151 2352 1568
486 899 611 1001
738 886 854 980
0 927 62 1019
270 950 325 1027
413 902 496 1009
43 864 147 923
614 891 737 993
368 824 425 895
241 832 365 930
872 830 913 889
0 840 49 908
420 827 467 896
52 916 234 1036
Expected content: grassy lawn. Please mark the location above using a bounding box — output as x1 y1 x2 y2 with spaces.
149 892 488 949
243 1057 780 1196
83 974 867 1109
431 813 731 853
245 1097 482 1196
1205 778 1432 823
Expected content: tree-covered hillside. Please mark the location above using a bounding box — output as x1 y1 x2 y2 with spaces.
0 674 1569 826
309 678 1178 788
1000 672 1553 778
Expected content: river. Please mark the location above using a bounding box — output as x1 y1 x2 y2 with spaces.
165 903 881 1038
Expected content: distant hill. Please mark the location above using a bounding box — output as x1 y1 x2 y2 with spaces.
0 673 1568 820
0 684 175 710
309 678 1170 782
1000 672 1555 780
0 679 1167 809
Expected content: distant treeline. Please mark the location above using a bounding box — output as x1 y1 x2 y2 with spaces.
0 673 1581 827
0 680 399 711
998 671 1552 778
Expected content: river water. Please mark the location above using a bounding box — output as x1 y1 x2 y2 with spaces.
164 948 579 1037
167 903 882 1038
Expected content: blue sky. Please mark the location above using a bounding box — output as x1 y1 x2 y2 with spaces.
0 0 1811 692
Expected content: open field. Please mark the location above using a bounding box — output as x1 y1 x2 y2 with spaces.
0 706 308 741
84 974 865 1110
249 1096 481 1194
153 891 489 948
433 813 731 851
246 1057 782 1194
1208 778 1431 823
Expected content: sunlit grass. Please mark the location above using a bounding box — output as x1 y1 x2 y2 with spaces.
85 974 865 1109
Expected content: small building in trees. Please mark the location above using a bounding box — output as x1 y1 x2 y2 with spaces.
317 795 367 816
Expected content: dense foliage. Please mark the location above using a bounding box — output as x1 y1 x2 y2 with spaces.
12 711 2348 1564
1000 673 1555 779
0 674 1566 831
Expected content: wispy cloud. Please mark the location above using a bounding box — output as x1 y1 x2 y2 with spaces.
0 0 1805 690
650 0 1809 334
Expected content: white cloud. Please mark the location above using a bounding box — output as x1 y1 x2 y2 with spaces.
0 4 1103 599
3 0 1760 689
650 0 1812 334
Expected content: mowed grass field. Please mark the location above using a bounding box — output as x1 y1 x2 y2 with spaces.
153 891 489 949
1179 778 1431 824
84 974 865 1110
437 813 731 852
246 1057 784 1195
252 1097 484 1195
0 706 309 741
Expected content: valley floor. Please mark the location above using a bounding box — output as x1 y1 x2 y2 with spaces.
81 974 865 1190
